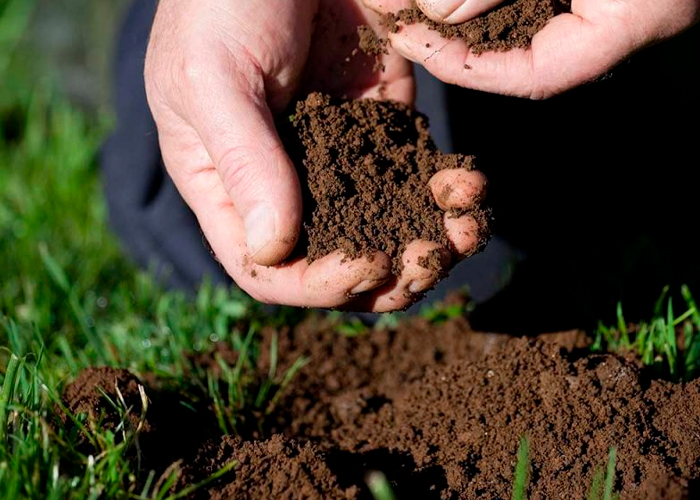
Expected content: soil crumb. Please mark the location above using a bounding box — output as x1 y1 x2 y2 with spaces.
174 434 356 500
283 92 489 274
357 25 388 72
388 0 572 54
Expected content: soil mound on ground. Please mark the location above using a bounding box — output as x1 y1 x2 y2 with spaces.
388 0 572 54
61 366 145 436
173 434 356 500
283 93 489 274
64 317 700 499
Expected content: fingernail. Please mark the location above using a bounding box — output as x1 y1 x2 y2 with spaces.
244 203 276 257
421 0 465 20
409 279 431 294
350 278 388 295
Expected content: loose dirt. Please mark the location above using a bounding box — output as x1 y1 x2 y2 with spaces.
386 0 572 54
282 93 489 275
62 316 700 499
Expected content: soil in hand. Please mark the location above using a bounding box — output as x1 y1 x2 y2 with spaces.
388 0 572 54
282 92 489 275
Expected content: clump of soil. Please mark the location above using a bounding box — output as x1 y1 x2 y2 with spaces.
284 93 489 274
357 25 388 57
387 0 572 54
171 434 356 500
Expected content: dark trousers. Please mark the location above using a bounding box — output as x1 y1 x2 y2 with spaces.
102 0 700 332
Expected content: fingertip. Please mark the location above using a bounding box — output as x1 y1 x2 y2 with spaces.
444 212 488 257
418 0 505 24
362 0 413 14
402 240 451 293
245 203 301 266
429 168 488 211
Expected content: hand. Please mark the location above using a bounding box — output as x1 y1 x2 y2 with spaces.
364 0 700 98
145 0 487 311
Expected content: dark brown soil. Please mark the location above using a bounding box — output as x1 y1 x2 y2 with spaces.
283 93 489 274
388 0 572 54
61 317 700 499
171 434 356 500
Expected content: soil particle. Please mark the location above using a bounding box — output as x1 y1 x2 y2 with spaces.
357 25 388 56
357 25 388 72
388 0 572 54
175 434 356 500
283 93 488 274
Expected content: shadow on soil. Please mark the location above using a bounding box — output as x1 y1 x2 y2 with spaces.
326 449 448 500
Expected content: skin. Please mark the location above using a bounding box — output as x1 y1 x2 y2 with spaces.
144 0 488 312
364 0 700 98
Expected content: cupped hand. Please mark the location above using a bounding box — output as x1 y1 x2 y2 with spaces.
365 0 700 98
145 0 487 311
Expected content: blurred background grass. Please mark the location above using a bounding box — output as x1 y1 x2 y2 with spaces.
8 0 131 110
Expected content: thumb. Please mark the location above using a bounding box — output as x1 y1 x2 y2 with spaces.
417 0 505 24
188 75 302 267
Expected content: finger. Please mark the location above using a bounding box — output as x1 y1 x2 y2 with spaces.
303 250 393 302
179 168 393 307
402 240 452 293
416 0 506 24
361 0 412 15
182 62 302 266
388 12 635 98
348 240 451 312
429 168 487 211
444 212 486 258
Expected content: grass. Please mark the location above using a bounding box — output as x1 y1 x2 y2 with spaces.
592 285 700 381
511 436 530 500
510 437 619 500
586 448 619 500
367 471 396 500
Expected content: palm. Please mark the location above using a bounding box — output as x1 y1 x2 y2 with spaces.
301 0 414 103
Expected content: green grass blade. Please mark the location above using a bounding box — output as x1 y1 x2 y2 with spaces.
162 460 238 500
0 354 20 450
38 243 70 294
616 302 629 347
586 466 604 500
367 471 396 500
511 435 530 500
603 448 617 500
654 286 670 317
666 299 677 378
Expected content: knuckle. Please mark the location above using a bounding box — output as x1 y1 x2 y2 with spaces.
218 146 265 197
179 50 209 89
